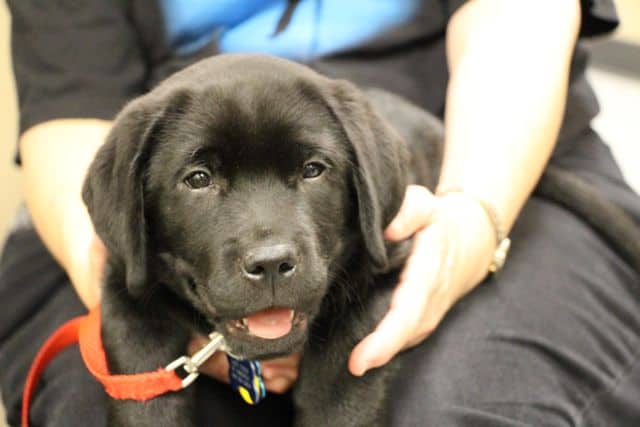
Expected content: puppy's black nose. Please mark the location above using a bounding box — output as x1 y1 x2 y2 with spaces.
241 244 298 284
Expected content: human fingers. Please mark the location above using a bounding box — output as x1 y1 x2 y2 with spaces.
261 352 301 377
349 224 448 376
264 375 297 394
260 353 301 393
384 185 438 241
188 337 230 384
189 338 301 393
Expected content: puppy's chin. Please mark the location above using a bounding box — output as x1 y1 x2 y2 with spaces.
218 311 310 360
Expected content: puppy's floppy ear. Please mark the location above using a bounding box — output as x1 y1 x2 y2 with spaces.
82 92 190 297
322 80 409 271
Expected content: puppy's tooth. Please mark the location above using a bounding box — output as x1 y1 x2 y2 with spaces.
241 318 249 328
289 310 295 321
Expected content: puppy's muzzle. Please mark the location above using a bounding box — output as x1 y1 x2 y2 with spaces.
241 243 298 285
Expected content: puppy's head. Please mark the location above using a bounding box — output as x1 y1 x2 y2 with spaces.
83 55 408 358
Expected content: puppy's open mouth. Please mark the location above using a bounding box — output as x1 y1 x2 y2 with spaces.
225 308 308 340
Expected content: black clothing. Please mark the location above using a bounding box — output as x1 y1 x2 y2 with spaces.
7 0 620 160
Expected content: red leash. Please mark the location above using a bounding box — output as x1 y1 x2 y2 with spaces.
21 307 183 427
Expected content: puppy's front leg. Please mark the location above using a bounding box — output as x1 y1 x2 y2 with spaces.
101 286 194 427
295 284 399 427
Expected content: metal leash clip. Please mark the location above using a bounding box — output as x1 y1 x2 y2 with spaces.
165 332 225 388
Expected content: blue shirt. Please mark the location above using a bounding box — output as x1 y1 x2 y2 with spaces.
159 0 421 60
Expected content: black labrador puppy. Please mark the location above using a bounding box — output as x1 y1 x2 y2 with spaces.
82 54 442 427
83 54 640 427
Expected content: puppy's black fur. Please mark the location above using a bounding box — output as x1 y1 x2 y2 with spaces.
83 54 640 427
82 54 437 426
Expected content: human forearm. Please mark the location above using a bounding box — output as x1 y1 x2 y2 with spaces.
439 0 581 233
20 119 111 307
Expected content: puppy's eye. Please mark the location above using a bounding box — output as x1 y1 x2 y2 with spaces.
184 170 212 189
302 162 326 179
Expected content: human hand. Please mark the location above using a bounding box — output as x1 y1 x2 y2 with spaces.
349 185 497 376
61 202 106 309
188 337 302 394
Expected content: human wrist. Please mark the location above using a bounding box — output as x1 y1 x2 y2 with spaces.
436 188 511 275
60 200 102 307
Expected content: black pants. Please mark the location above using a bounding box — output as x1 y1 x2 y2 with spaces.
2 140 640 426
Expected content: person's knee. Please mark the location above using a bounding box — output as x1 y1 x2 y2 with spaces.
28 348 107 427
387 328 576 426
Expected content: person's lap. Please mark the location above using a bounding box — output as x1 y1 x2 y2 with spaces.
390 196 640 426
2 184 639 426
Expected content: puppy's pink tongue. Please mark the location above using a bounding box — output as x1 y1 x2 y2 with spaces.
244 308 294 339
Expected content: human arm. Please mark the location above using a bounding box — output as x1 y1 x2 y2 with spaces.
349 0 581 376
20 119 111 308
8 0 148 305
